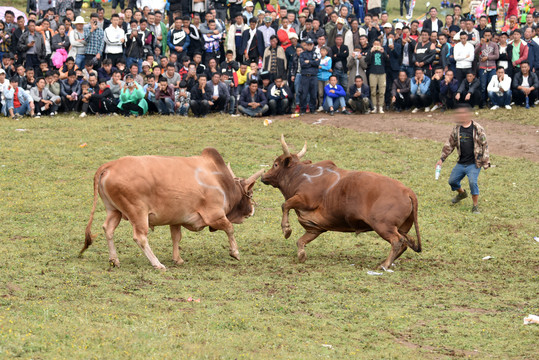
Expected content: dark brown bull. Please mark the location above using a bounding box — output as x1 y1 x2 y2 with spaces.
81 148 264 270
261 135 421 270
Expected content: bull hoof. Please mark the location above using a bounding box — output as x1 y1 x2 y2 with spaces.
109 258 120 268
298 250 307 263
230 250 240 261
153 263 167 271
173 258 185 266
282 226 292 239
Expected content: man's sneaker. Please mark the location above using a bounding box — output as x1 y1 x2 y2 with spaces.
329 110 334 116
430 103 440 111
505 105 512 110
34 113 41 118
50 111 56 116
535 99 539 105
79 112 87 118
371 107 378 114
451 190 468 204
317 106 324 112
471 205 480 214
424 106 430 112
379 106 384 114
342 109 352 115
411 107 419 113
490 105 499 110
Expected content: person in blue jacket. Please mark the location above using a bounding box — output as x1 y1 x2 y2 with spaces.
323 75 351 115
410 68 432 113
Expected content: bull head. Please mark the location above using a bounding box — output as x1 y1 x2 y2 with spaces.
262 135 308 188
228 168 265 224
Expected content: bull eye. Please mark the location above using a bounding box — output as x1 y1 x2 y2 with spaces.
274 163 278 168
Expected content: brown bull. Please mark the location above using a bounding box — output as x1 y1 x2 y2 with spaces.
261 135 421 270
81 148 264 270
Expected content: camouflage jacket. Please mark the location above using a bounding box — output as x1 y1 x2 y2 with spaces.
440 121 490 169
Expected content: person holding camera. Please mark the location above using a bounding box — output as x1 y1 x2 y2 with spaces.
83 13 105 68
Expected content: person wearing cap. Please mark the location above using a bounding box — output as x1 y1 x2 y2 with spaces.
242 2 255 23
327 17 348 48
69 16 87 70
299 38 320 114
259 16 277 48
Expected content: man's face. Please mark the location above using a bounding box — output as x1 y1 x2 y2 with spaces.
317 37 325 46
329 77 337 86
159 80 168 90
275 78 282 87
249 83 258 92
167 66 174 76
148 14 155 25
0 74 5 83
421 32 429 42
496 68 505 78
480 17 487 27
355 77 363 87
104 64 112 72
141 22 148 30
37 79 46 89
212 74 220 84
17 66 24 75
525 28 533 40
439 35 447 44
460 34 467 44
415 70 423 79
398 72 406 82
411 22 418 31
28 23 35 32
454 7 461 16
5 13 13 23
446 15 453 25
336 36 343 46
112 72 121 83
131 66 138 75
330 13 338 23
359 36 367 46
209 22 216 30
17 17 25 27
175 19 182 29
521 63 530 74
430 33 437 42
76 23 84 31
484 32 492 42
155 13 162 23
240 64 247 73
99 82 107 91
430 8 437 18
89 77 97 87
364 16 371 26
435 69 443 78
466 73 475 82
111 17 119 26
514 31 521 41
381 13 388 23
446 71 454 81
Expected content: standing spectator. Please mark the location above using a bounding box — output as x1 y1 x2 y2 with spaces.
453 31 474 83
227 14 248 63
475 29 498 106
399 27 416 78
125 21 143 72
83 13 105 67
155 76 176 115
69 17 86 70
242 18 264 64
259 16 276 49
299 39 320 115
384 32 401 107
30 77 61 116
202 20 223 64
238 79 268 117
347 45 367 83
391 70 411 112
487 66 512 110
317 46 332 111
17 20 45 72
414 30 436 76
104 14 125 66
190 73 212 117
192 0 208 18
262 35 287 82
455 72 482 108
367 39 386 114
206 72 230 113
51 24 70 53
523 28 539 73
510 30 529 73
436 105 490 214
331 35 349 94
168 17 190 59
440 69 459 111
410 68 432 113
512 62 539 107
267 76 291 115
422 7 443 33
117 74 148 117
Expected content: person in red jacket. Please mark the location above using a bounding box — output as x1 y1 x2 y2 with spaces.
511 29 529 71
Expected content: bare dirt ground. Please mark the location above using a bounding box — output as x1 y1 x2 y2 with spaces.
294 111 539 162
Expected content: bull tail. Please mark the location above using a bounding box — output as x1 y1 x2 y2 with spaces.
80 168 102 256
399 194 422 253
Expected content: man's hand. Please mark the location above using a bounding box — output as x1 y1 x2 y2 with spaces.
391 96 396 102
208 101 214 106
329 89 335 93
465 93 471 101
455 93 461 100
436 159 443 167
66 95 72 101
96 53 101 60
305 60 309 63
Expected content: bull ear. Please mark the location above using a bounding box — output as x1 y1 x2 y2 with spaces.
283 156 293 168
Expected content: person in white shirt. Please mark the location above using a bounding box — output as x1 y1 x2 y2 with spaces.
453 31 475 83
104 14 126 66
487 66 512 110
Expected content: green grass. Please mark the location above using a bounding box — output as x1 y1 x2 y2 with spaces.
0 114 538 359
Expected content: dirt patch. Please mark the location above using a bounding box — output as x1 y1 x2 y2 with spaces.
451 306 497 315
292 112 539 162
394 335 481 358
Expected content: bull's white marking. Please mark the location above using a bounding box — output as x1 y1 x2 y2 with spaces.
195 168 227 209
302 166 341 191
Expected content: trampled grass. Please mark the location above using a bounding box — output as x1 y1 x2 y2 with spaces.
0 114 538 359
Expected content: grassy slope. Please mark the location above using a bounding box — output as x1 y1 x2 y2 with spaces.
0 114 537 359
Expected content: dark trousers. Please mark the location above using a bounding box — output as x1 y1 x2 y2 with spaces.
228 4 242 19
513 89 538 106
441 93 457 109
410 93 432 108
210 96 227 112
62 98 79 112
26 54 40 72
120 102 144 115
430 81 441 104
268 98 289 115
455 68 471 84
190 99 210 116
394 92 411 110
300 74 317 112
457 91 482 107
106 53 124 66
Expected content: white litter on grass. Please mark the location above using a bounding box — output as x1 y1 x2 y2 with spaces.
321 344 333 349
312 118 328 125
523 314 539 325
367 271 384 276
534 237 539 243
482 256 493 260
15 129 27 132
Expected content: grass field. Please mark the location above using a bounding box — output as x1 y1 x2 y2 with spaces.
0 113 537 359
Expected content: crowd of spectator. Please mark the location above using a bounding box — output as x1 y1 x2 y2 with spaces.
0 0 538 119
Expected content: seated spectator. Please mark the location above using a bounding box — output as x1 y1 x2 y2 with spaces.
512 61 538 107
163 63 181 89
349 75 371 114
117 74 148 117
238 79 268 117
79 79 95 118
45 71 60 97
97 58 116 82
59 57 78 80
86 78 117 115
487 66 512 110
128 63 144 87
30 77 61 117
390 71 411 112
2 77 35 119
323 75 351 115
439 69 459 111
221 70 237 115
155 76 176 115
267 76 291 115
429 67 444 111
107 70 124 103
410 68 432 113
60 70 81 112
190 74 211 118
82 60 97 81
144 74 159 114
206 72 230 113
175 80 191 116
455 72 481 108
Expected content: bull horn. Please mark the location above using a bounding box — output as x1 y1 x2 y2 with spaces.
227 162 236 178
280 134 291 156
246 169 265 184
297 141 307 158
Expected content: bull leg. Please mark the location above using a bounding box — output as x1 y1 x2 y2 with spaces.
281 195 305 239
131 218 166 270
376 229 406 270
170 225 184 265
206 216 240 260
297 231 322 263
102 209 122 268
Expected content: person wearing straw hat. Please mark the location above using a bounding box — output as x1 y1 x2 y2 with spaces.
69 16 86 70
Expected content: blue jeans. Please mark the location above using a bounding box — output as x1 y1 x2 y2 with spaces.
294 74 302 104
479 69 495 102
75 54 86 70
488 90 512 106
333 69 348 95
126 57 142 73
448 163 481 196
157 98 175 115
324 96 346 111
401 65 414 79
